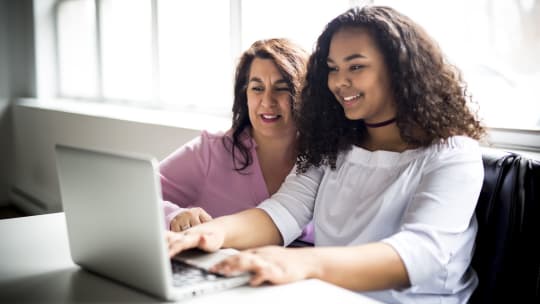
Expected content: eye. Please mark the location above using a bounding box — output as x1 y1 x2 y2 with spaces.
350 65 365 71
327 66 338 73
250 86 264 92
275 87 291 92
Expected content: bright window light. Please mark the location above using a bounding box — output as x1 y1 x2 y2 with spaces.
100 0 153 102
376 0 540 130
53 0 540 132
57 0 97 98
241 0 350 53
158 0 232 113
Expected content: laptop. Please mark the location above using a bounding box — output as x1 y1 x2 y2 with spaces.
54 144 251 301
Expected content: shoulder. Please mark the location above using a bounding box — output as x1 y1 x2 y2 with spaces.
201 129 257 164
430 136 480 152
193 129 232 151
420 136 484 177
424 136 482 161
204 128 255 148
203 128 254 144
200 129 226 143
162 130 229 162
339 136 481 169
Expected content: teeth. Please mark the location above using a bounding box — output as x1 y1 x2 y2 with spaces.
343 93 361 101
262 114 278 119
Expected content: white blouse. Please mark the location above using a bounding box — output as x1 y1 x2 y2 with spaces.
258 136 484 304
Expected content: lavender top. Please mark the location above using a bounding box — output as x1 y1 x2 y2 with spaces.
160 129 313 243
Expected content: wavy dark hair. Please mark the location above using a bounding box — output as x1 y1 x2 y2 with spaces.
223 38 309 171
296 6 485 172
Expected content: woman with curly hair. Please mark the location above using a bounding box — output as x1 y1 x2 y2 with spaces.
167 6 485 303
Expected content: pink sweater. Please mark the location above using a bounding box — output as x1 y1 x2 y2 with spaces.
160 130 313 244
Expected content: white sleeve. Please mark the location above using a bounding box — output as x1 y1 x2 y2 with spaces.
382 139 484 289
258 166 324 246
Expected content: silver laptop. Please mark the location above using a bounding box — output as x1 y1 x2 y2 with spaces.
55 144 250 301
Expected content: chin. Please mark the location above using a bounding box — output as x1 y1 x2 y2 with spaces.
344 112 363 121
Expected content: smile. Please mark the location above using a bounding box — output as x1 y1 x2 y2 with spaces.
342 92 363 102
260 114 281 122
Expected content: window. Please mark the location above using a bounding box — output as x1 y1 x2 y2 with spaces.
54 0 540 140
57 0 97 98
375 0 540 131
55 0 358 114
241 0 349 52
157 0 231 113
100 0 154 102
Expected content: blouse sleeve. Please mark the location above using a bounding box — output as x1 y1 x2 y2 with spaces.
382 138 484 291
258 166 324 245
159 131 211 229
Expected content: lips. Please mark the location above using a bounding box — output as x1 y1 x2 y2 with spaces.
342 92 363 102
260 114 281 122
339 92 364 108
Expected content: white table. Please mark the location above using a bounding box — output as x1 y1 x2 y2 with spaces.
0 213 383 303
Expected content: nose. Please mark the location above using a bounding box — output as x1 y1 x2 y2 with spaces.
331 71 351 89
260 90 277 108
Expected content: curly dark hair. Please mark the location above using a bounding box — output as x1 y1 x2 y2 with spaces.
223 38 308 171
296 5 485 172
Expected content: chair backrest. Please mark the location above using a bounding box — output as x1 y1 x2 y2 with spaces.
470 148 540 303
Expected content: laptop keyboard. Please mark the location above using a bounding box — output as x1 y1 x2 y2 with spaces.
171 260 223 287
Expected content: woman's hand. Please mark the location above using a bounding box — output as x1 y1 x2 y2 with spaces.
210 246 319 286
166 227 224 257
170 207 212 232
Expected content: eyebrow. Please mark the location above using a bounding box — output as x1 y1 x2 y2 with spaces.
248 77 288 85
327 53 366 64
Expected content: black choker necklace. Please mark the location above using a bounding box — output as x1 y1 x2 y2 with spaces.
364 117 397 128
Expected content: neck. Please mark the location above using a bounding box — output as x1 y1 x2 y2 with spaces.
252 130 297 164
364 117 396 128
363 123 408 152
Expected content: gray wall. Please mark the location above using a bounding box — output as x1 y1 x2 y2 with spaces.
12 102 203 213
0 0 36 205
4 0 223 214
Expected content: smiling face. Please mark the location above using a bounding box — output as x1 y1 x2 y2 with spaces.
247 58 296 141
327 27 397 123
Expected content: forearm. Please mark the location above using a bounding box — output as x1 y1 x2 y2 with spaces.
303 242 410 291
204 208 283 249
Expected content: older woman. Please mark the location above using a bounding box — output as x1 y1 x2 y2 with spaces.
160 38 313 243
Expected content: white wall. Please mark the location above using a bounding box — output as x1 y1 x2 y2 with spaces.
11 100 214 214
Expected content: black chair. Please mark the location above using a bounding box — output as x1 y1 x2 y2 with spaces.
470 148 540 303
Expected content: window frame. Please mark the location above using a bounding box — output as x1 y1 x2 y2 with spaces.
44 0 540 153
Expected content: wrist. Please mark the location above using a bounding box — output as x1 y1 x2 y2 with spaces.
299 248 324 280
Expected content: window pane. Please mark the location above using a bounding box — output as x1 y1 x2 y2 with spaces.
100 0 153 102
375 0 540 130
241 0 350 53
158 0 231 112
57 0 97 98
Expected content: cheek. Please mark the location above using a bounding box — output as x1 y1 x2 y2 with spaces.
246 100 259 122
279 97 293 116
374 68 392 91
246 96 257 111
